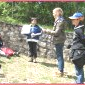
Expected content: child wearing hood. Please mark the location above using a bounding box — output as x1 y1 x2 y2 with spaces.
69 12 85 84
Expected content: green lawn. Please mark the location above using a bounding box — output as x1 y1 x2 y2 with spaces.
0 54 81 83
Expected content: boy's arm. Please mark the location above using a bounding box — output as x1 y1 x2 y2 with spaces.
51 21 65 36
43 21 67 36
34 32 42 36
76 29 85 39
76 29 85 45
31 28 42 37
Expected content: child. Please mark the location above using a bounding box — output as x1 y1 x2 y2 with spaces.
43 7 67 76
69 12 85 84
22 18 42 63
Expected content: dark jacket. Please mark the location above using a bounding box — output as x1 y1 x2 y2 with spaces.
45 16 67 44
70 24 85 68
53 17 67 44
25 24 42 42
30 25 42 40
71 25 85 50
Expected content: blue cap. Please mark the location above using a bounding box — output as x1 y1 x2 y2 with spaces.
69 12 83 19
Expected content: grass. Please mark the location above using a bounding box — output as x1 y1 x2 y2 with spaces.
0 54 81 83
65 29 73 33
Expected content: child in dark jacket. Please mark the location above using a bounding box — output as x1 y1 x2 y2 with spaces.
69 12 85 84
22 18 42 63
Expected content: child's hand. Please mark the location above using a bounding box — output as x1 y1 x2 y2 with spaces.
42 29 46 33
46 29 51 33
42 29 50 33
31 33 36 38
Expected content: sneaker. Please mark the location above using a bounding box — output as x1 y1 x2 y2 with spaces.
29 57 33 62
0 66 5 78
55 71 64 77
14 52 20 57
33 58 37 63
0 65 1 69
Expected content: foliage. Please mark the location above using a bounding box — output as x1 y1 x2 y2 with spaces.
0 2 85 28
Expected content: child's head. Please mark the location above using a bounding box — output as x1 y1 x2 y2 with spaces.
71 19 80 26
80 16 84 21
53 7 63 19
69 12 84 26
31 17 37 25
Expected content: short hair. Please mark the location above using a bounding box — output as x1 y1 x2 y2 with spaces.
53 7 63 16
31 17 37 21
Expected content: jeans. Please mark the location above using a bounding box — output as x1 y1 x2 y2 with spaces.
75 65 84 84
28 42 37 58
55 43 64 72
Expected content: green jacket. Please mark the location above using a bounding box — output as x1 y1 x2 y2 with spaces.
46 17 67 44
53 17 67 44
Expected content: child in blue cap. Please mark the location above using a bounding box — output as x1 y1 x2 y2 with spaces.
69 12 85 84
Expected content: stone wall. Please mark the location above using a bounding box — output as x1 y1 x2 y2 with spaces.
38 32 73 60
0 21 73 60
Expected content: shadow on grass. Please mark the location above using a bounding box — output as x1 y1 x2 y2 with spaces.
66 75 76 80
0 60 6 64
67 76 85 81
65 75 85 82
6 55 20 59
39 62 58 67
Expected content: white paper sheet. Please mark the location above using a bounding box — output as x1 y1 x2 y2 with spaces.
21 25 31 34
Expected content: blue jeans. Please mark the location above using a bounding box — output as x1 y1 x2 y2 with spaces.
55 43 64 72
75 65 84 84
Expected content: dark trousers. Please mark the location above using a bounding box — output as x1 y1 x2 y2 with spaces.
28 42 37 58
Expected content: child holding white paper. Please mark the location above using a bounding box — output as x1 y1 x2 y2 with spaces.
21 18 42 63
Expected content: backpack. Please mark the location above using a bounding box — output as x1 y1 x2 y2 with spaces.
1 47 15 57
